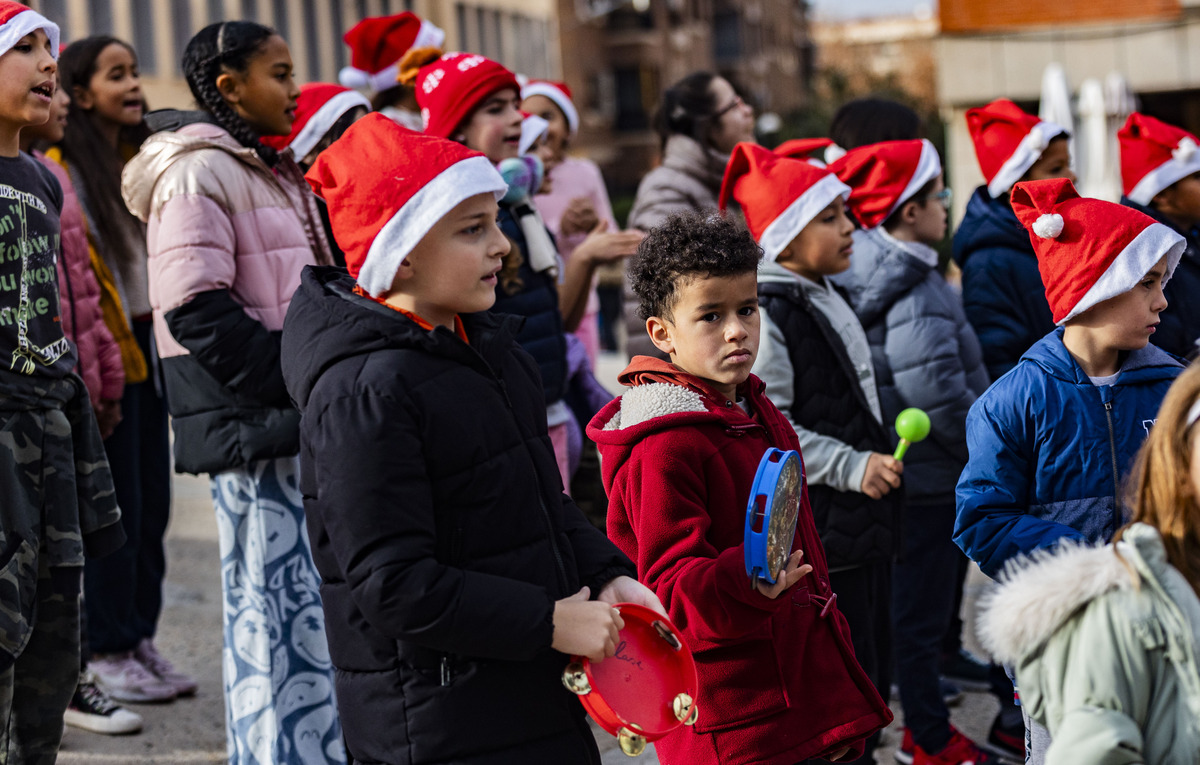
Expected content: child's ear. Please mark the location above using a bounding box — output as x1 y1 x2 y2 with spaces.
215 71 242 106
71 85 93 110
646 315 675 356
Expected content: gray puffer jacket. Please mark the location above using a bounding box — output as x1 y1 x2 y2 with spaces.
834 227 989 505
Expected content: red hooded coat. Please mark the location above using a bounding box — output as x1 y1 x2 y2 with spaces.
587 357 891 765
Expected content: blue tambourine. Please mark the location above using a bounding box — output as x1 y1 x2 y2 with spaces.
744 448 803 584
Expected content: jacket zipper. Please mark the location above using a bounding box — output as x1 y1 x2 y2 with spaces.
1103 399 1120 520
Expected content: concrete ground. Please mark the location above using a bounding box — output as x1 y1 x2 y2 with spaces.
58 352 1010 764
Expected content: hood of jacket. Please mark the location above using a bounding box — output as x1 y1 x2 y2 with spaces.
838 226 933 327
952 185 1034 268
281 266 523 412
122 121 276 223
978 523 1175 666
661 134 729 194
1019 326 1183 388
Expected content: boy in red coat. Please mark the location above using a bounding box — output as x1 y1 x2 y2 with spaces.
587 210 892 765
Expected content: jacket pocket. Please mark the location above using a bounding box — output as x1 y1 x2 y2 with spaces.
0 535 38 672
690 637 789 732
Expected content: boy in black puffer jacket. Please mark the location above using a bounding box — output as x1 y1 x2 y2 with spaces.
281 114 660 765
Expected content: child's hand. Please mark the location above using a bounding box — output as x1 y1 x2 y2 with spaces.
560 197 601 236
597 575 668 617
94 399 122 440
574 220 645 266
860 452 903 499
552 587 626 662
754 550 813 599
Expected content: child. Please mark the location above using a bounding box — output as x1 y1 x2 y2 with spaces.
722 142 901 764
1118 112 1200 359
19 68 141 736
587 210 892 765
954 99 1073 381
977 362 1200 764
830 139 993 765
57 33 188 707
0 4 122 759
339 11 443 131
955 177 1186 762
281 112 658 764
120 21 341 763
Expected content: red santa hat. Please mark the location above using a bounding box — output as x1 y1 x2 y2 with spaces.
719 141 851 261
408 51 520 139
774 137 840 168
967 99 1067 199
305 113 508 296
340 13 444 93
520 80 579 136
261 83 370 159
1011 177 1185 325
0 2 58 59
1118 113 1200 205
829 139 942 230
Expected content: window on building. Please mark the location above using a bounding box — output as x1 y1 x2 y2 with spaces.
330 2 345 72
38 0 68 39
131 0 158 76
303 0 321 80
272 0 287 33
171 1 193 74
241 0 258 22
456 3 470 50
614 66 649 131
606 6 653 31
713 9 741 62
89 0 114 34
208 0 223 23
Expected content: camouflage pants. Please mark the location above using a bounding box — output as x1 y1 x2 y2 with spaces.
0 555 80 764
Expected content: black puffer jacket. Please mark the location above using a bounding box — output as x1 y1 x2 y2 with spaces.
281 267 634 765
758 278 900 568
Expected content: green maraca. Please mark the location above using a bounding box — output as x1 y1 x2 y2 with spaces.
893 408 931 461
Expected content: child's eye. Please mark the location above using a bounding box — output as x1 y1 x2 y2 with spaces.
700 312 719 323
13 42 31 53
738 305 757 317
462 225 483 236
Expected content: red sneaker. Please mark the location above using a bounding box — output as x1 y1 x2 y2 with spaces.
914 728 999 765
894 728 915 765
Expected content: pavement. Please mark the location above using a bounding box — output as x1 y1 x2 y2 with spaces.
57 352 1008 764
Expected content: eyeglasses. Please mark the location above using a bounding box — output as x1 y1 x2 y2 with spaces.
921 187 953 210
713 95 746 119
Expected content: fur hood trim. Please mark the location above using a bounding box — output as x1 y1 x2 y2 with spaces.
977 539 1135 665
603 381 707 431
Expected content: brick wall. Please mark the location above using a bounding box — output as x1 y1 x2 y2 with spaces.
940 0 1179 33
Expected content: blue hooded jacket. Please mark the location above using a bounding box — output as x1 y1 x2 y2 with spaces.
1120 196 1200 360
954 329 1183 578
953 186 1055 382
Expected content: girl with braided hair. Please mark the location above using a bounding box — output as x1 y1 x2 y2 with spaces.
120 21 343 764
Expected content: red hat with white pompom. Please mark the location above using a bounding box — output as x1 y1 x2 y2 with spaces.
521 80 578 136
967 99 1067 199
829 139 942 230
340 13 445 93
1010 178 1185 325
719 141 850 262
774 138 840 168
261 83 370 159
304 113 508 296
1118 113 1200 205
0 2 58 58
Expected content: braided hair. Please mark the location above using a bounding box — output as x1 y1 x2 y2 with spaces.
182 21 280 165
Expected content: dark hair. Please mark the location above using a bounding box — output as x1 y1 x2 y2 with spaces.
882 176 939 232
830 98 922 150
182 21 281 165
59 36 152 268
653 71 722 151
630 210 762 321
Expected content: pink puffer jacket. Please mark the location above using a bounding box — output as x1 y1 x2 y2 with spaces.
36 150 124 408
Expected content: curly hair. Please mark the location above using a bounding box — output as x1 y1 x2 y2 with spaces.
629 210 762 322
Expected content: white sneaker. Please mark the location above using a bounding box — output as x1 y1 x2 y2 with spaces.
64 674 144 734
135 638 198 697
88 652 177 703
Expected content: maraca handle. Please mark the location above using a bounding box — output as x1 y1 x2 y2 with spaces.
893 439 911 461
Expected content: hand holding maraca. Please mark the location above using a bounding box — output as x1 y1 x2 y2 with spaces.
893 407 931 461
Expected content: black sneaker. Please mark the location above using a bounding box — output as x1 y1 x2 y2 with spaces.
940 648 992 691
64 675 143 735
985 707 1025 762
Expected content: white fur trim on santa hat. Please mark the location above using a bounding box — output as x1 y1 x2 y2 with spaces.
521 81 579 135
0 8 58 59
881 139 942 225
339 19 445 93
987 120 1067 199
356 155 508 296
519 114 549 156
1057 222 1186 326
289 89 371 160
1127 138 1200 205
757 173 851 262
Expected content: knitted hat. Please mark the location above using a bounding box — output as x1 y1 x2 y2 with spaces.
967 99 1067 198
774 137 838 167
261 83 370 159
305 113 508 297
0 2 58 59
719 141 851 261
520 80 578 135
1118 113 1200 205
829 139 942 230
339 13 444 93
1011 177 1185 325
409 51 520 139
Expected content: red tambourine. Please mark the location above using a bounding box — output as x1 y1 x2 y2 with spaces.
562 603 699 756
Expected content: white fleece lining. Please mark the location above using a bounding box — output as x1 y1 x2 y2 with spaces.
876 138 942 227
1057 222 1186 325
288 90 372 159
356 155 508 296
987 121 1066 198
0 9 58 59
603 382 707 430
757 174 851 261
521 81 580 135
1128 152 1200 205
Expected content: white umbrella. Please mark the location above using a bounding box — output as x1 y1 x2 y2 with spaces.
1039 62 1076 172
